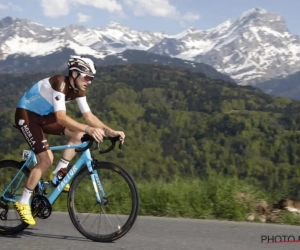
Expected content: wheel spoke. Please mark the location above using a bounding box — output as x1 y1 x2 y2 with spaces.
67 162 139 242
0 160 31 235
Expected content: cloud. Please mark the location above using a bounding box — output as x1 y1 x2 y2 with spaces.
39 0 198 24
0 2 22 11
77 13 92 22
75 0 122 13
123 0 199 22
182 12 200 22
7 2 23 11
39 0 123 17
123 0 178 18
40 0 68 17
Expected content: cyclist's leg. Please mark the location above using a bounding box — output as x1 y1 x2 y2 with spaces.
14 108 54 225
40 113 84 189
55 128 85 168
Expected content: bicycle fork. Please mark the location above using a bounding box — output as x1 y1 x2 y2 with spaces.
88 161 108 206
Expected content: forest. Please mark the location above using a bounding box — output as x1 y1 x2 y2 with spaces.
1 63 300 207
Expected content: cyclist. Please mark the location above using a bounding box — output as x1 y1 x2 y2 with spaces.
13 55 125 226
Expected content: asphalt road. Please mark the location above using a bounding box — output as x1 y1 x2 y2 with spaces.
2 212 300 250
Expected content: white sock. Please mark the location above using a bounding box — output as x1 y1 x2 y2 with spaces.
53 158 70 175
19 187 33 205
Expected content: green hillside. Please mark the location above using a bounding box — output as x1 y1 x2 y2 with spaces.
1 64 300 204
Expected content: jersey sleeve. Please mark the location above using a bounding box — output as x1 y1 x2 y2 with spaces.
76 96 91 113
51 78 67 112
52 90 66 112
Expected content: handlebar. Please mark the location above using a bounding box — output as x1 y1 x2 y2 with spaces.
75 133 123 154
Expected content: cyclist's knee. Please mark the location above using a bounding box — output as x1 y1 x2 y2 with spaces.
65 129 84 143
36 150 53 168
73 132 84 142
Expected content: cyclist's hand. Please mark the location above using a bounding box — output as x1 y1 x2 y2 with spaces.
111 130 125 144
89 127 105 142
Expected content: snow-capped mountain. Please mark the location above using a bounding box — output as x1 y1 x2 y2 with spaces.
1 7 300 85
0 16 165 60
149 7 300 85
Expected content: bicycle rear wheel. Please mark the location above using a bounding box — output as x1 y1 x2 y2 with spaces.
0 160 31 235
67 161 139 242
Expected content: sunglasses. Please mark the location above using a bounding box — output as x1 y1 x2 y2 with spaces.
80 72 94 82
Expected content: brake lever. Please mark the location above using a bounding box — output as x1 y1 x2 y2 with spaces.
96 136 123 154
106 135 123 152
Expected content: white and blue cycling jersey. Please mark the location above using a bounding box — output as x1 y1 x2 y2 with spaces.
17 77 90 116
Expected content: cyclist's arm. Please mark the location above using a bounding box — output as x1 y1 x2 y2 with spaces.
55 110 88 133
83 111 115 136
76 96 115 136
52 85 87 133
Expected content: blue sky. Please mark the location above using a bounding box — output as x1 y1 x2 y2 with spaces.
0 0 299 35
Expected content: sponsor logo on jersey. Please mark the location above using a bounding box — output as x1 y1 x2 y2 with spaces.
25 95 40 104
55 94 62 101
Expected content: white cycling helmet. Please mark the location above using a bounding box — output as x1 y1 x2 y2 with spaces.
68 55 96 75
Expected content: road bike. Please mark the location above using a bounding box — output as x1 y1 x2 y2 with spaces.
0 133 139 242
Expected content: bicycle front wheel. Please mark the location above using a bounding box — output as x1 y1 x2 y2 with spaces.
0 160 31 235
67 161 139 242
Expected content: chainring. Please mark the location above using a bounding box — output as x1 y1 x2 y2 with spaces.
31 195 52 219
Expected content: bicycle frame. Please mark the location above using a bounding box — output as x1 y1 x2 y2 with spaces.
2 140 107 205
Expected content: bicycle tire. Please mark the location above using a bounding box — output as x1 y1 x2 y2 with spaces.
0 160 30 235
67 161 139 242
